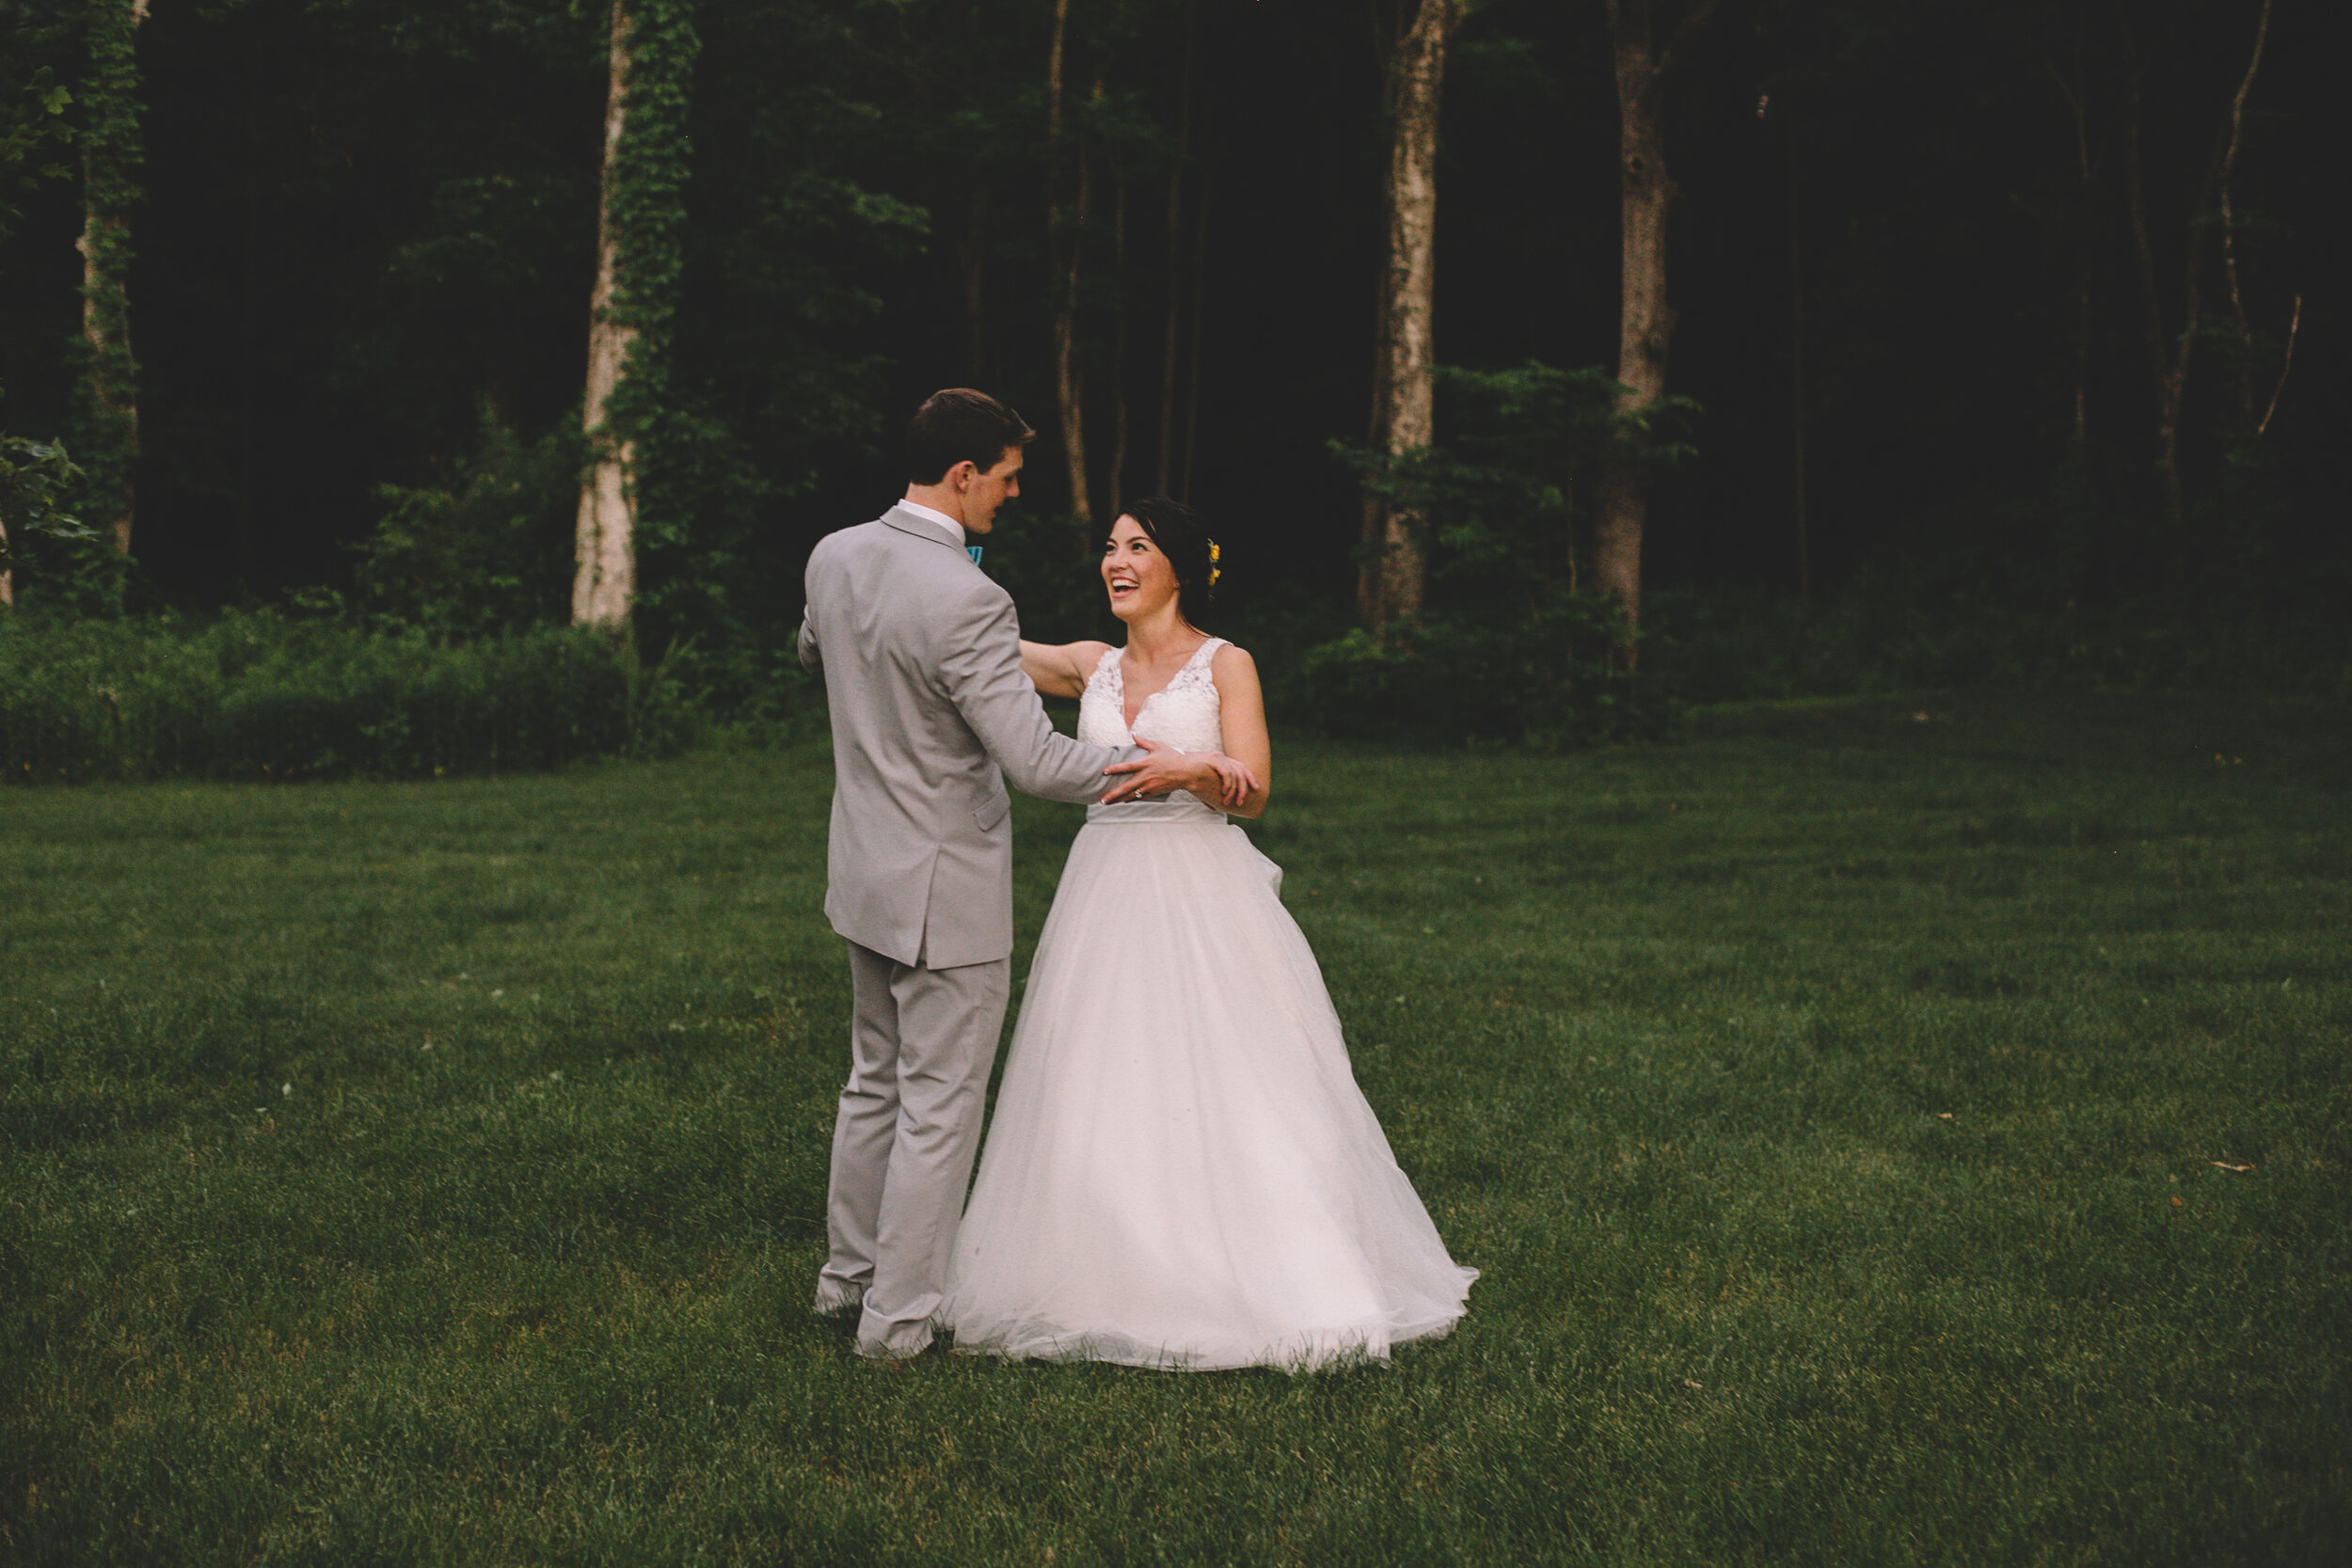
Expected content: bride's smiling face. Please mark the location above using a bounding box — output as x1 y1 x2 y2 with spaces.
1102 515 1180 622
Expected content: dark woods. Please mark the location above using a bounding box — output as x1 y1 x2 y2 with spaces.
0 0 2341 758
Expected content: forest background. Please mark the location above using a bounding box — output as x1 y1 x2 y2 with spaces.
0 0 2344 771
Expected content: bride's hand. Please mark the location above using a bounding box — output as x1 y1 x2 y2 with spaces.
1191 752 1261 809
1101 738 1262 806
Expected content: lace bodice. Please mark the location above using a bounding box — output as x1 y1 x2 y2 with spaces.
1079 638 1228 820
1080 638 1227 752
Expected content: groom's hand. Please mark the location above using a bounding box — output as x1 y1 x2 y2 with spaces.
1100 737 1263 806
1099 736 1184 803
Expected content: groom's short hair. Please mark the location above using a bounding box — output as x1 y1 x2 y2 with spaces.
908 388 1035 484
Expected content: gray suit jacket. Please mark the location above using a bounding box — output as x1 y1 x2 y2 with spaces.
799 505 1137 969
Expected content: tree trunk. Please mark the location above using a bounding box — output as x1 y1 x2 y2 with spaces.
2121 28 2197 555
76 0 148 560
1155 2 1197 498
1595 0 1708 662
569 0 693 631
1358 0 1458 633
1108 174 1131 516
573 0 640 629
1785 106 1809 603
1045 0 1092 524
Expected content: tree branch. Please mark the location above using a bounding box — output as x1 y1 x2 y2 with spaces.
2218 0 2272 426
2255 293 2298 438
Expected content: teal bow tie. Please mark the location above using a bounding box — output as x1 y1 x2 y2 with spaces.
967 545 984 566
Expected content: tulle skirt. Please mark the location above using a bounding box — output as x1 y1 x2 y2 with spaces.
945 803 1477 1371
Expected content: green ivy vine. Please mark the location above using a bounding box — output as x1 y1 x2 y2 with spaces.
596 0 701 567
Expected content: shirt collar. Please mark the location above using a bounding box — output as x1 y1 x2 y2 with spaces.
898 499 965 543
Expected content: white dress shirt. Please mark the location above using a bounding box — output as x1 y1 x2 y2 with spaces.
898 499 966 545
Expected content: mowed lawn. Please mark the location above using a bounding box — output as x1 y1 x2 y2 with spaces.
2 690 2346 1565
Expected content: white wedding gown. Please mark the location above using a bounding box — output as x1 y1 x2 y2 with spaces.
944 639 1477 1370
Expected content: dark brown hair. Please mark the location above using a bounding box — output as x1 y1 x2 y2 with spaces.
906 388 1035 484
1116 496 1218 628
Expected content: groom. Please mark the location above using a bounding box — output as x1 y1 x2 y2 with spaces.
798 388 1185 1358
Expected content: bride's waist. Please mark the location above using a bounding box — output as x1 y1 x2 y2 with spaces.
1085 793 1227 826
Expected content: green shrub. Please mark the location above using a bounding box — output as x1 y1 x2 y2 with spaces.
1303 594 1677 747
352 409 580 639
0 435 126 613
0 612 698 784
1643 570 2352 705
1311 362 1692 745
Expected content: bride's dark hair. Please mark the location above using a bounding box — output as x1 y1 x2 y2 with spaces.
1115 496 1218 628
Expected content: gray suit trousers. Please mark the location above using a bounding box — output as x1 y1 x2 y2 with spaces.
816 939 1009 1357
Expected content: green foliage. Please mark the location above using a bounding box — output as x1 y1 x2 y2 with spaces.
353 405 580 638
1645 571 2352 705
0 432 90 571
627 392 770 646
1314 363 1697 744
1305 593 1677 748
1343 364 1696 574
601 0 698 360
634 1 934 651
0 431 121 611
2 694 2346 1560
0 610 697 784
0 52 72 244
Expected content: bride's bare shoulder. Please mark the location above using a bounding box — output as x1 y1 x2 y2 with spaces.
1210 641 1258 674
1210 641 1262 693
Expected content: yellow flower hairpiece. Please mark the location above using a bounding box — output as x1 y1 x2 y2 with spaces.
1208 539 1221 590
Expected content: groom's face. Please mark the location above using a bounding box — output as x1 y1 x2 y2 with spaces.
960 450 1024 535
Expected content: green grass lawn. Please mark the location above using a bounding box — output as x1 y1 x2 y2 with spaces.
3 689 2346 1564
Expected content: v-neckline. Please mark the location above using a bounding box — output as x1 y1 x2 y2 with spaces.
1117 638 1216 734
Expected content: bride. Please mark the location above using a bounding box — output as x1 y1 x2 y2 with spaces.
943 497 1477 1370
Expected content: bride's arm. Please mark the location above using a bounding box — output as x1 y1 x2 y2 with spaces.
1018 639 1110 699
1211 645 1273 819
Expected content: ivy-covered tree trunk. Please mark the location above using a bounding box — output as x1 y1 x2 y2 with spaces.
1593 0 1712 665
573 0 698 631
75 0 146 560
1358 0 1458 634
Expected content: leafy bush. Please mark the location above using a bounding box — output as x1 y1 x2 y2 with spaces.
0 435 126 613
1303 594 1676 747
1309 362 1692 745
352 408 580 638
1643 565 2352 705
0 611 698 784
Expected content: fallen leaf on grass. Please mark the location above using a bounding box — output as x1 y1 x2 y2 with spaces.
2170 1196 2183 1207
2209 1162 2254 1173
